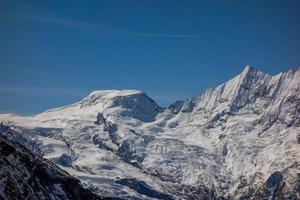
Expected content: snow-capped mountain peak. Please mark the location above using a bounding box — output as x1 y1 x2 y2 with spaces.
171 65 269 115
240 64 261 75
82 90 145 105
80 89 162 122
27 89 162 128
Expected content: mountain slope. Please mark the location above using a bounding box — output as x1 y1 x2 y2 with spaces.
0 134 108 200
0 65 299 199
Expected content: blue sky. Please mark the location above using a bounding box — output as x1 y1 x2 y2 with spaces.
0 0 300 114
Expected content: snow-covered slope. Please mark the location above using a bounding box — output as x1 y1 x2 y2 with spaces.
0 65 299 199
0 134 108 200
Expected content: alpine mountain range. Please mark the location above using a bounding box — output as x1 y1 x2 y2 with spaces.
1 65 300 200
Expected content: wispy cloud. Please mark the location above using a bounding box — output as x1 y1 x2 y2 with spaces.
2 13 200 39
108 33 200 38
0 85 89 97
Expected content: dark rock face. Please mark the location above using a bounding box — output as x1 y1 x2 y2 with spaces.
297 134 300 144
115 178 174 200
95 112 106 125
168 100 185 114
56 153 73 167
0 135 109 200
253 170 300 200
265 171 283 188
222 144 228 157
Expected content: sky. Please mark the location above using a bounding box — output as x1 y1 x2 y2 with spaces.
0 0 300 114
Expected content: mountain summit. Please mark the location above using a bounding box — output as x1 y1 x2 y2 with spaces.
0 66 300 199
